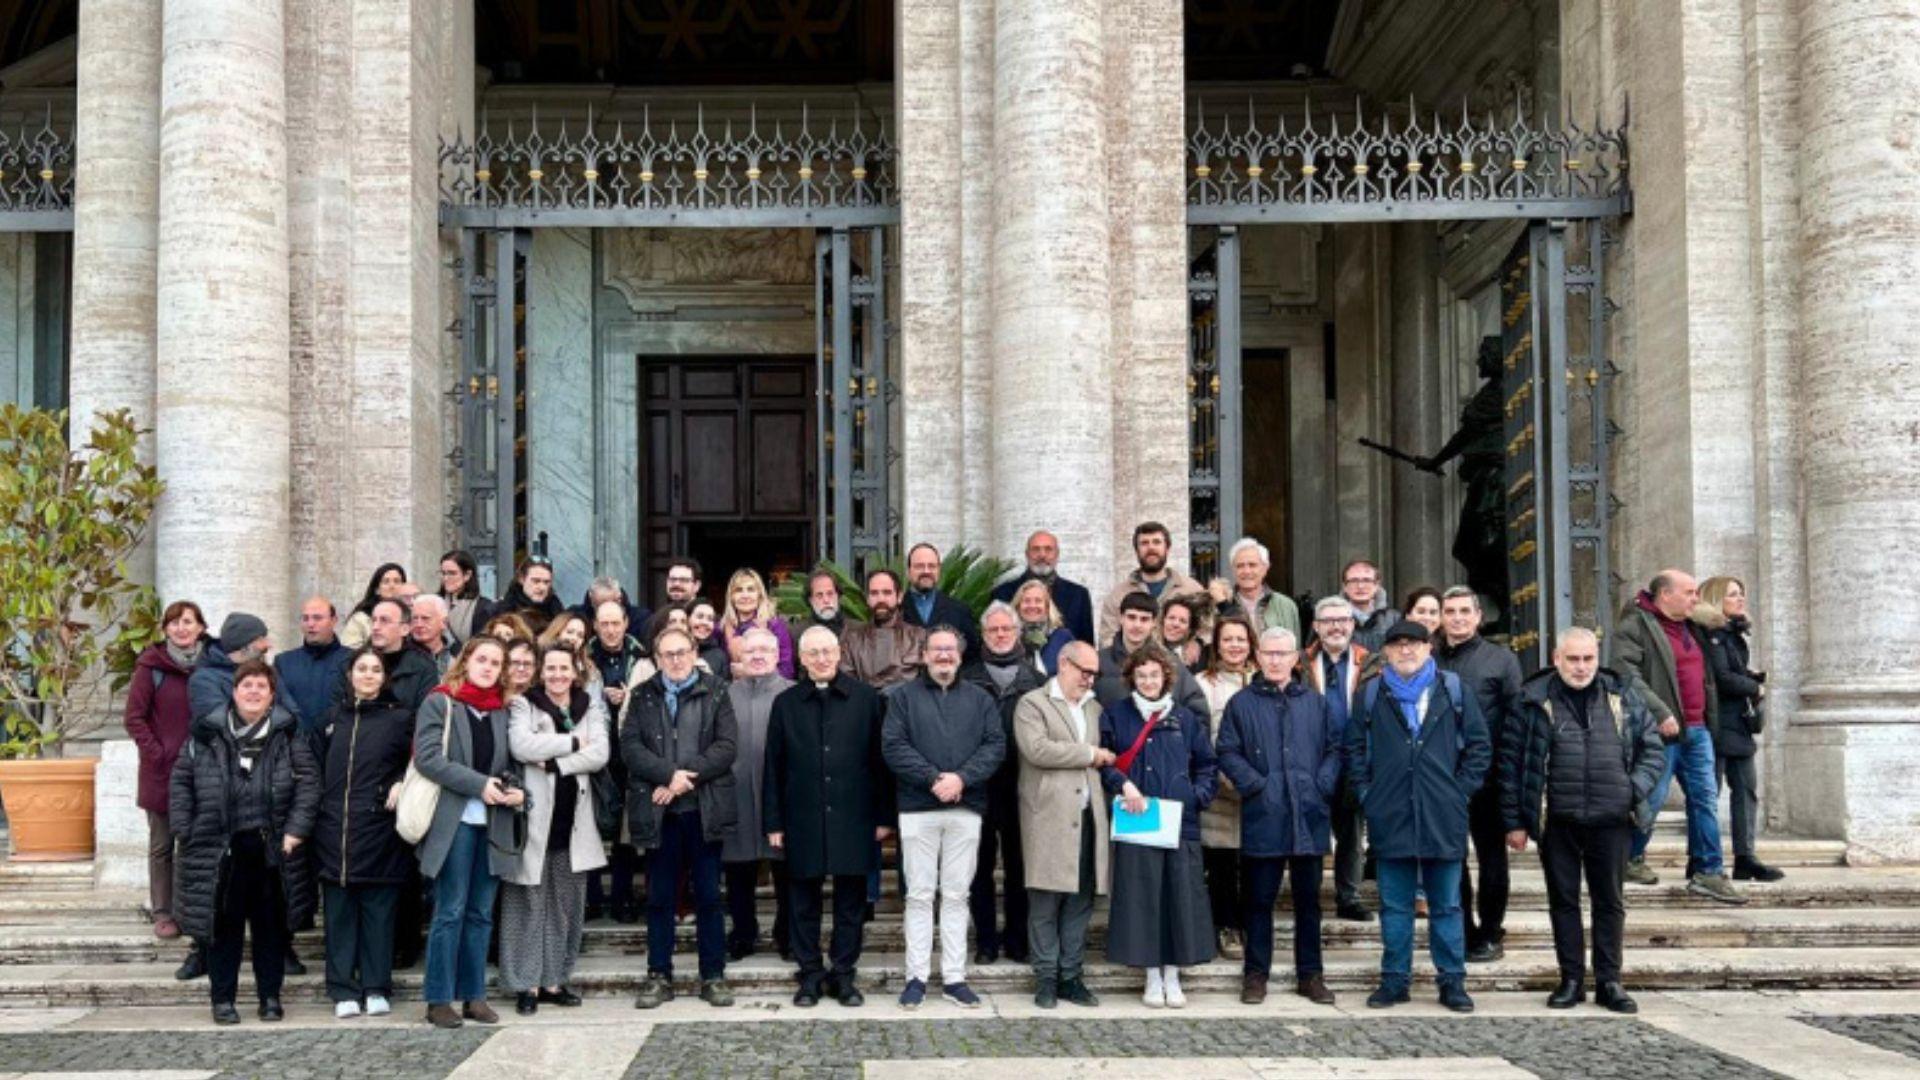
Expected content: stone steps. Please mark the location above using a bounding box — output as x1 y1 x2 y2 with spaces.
2 945 1917 1007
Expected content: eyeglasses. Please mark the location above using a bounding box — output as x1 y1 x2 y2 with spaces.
657 648 695 661
1256 648 1298 658
1315 616 1354 626
508 659 536 670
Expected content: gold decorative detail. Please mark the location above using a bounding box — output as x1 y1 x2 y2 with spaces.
1195 165 1212 178
486 375 499 397
1353 163 1370 176
746 167 761 180
474 169 491 182
583 168 600 181
1246 165 1263 178
1511 539 1538 562
1567 159 1583 170
38 168 52 181
1300 163 1318 176
1459 160 1477 174
851 166 867 180
693 168 709 181
1586 368 1600 388
1406 160 1423 174
1511 158 1528 170
640 170 655 183
1209 375 1220 395
798 166 813 180
527 168 544 181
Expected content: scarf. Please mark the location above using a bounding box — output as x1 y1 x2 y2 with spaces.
1021 621 1051 651
982 643 1026 693
1382 659 1437 737
526 685 588 732
227 707 272 773
437 681 505 713
166 639 205 671
1130 691 1173 726
663 669 700 722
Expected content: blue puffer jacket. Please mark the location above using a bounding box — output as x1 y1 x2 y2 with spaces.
1345 665 1491 861
1098 697 1218 844
1215 676 1341 858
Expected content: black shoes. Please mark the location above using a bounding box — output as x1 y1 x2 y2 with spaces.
612 903 641 925
1547 978 1586 1009
175 946 208 982
728 939 756 962
1466 939 1504 963
516 992 538 1016
974 946 1000 965
829 974 864 1008
538 986 582 1007
1733 857 1786 883
1336 902 1375 923
258 997 284 1022
1035 979 1058 1009
1057 977 1099 1007
1437 982 1475 1013
211 1002 241 1025
1596 981 1639 1014
283 947 307 977
1366 984 1409 1009
793 981 821 1008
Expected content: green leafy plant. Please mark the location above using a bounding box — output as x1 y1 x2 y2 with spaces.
774 545 1018 622
0 407 164 759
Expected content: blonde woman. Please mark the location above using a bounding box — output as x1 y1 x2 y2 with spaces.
1012 579 1075 676
536 612 598 689
1195 613 1256 961
718 568 796 678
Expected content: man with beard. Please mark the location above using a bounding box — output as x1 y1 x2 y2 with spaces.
1301 596 1372 923
960 602 1045 965
840 570 928 690
1098 521 1204 644
499 556 564 634
991 530 1095 644
663 557 703 606
901 544 980 663
791 568 852 640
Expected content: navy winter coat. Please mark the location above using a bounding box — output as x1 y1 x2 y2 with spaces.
1098 698 1218 844
1344 666 1491 861
1215 677 1341 858
275 640 353 733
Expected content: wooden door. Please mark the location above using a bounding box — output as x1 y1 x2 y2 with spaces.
641 358 817 605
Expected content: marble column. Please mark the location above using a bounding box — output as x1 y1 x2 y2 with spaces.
154 0 291 628
1791 0 1920 860
69 0 162 581
1388 222 1449 593
988 0 1117 584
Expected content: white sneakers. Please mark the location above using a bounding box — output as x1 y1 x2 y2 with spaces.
1162 966 1186 1009
335 1000 362 1020
1142 967 1166 1008
338 996 391 1019
365 995 392 1017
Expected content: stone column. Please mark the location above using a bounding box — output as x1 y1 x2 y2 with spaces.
69 0 162 581
1791 0 1920 860
154 0 291 627
988 0 1117 584
1388 222 1448 592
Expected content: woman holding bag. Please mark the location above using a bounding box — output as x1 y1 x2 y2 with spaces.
412 636 526 1029
501 643 611 1014
1699 576 1781 882
1099 646 1218 1008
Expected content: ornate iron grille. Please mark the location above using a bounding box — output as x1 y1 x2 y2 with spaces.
1186 94 1628 223
438 105 899 229
0 109 73 228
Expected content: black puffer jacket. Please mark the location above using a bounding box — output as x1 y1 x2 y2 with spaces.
1436 633 1523 769
168 704 319 943
1701 609 1763 759
313 693 416 887
620 671 739 849
1498 668 1665 840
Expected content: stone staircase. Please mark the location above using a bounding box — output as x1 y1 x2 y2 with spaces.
4 817 1920 1006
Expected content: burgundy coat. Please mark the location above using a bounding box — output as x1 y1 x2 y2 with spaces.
123 642 200 813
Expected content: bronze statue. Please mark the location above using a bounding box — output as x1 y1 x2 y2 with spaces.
1417 337 1509 629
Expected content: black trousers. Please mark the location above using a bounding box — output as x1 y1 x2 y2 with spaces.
967 778 1028 955
1332 777 1365 905
789 874 867 986
1243 855 1323 979
322 882 399 1002
725 858 792 952
1202 846 1243 932
1461 784 1511 948
587 843 641 914
208 831 288 1006
1540 818 1631 983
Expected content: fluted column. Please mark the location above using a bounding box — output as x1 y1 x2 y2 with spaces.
69 0 162 582
988 0 1117 584
1793 0 1920 860
1388 222 1448 593
154 0 291 627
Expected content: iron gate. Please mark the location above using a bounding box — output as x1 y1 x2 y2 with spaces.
1185 96 1628 655
440 105 900 588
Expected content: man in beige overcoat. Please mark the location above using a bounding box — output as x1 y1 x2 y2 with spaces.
1013 641 1114 1009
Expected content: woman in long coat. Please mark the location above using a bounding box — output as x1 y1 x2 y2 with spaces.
170 660 318 1025
124 599 209 941
1100 646 1218 1009
1194 613 1256 960
501 643 610 1013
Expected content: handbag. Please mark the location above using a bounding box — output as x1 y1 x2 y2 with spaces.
1744 696 1766 736
394 706 450 844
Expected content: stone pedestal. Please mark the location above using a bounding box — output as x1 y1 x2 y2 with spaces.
1789 0 1920 861
93 741 148 891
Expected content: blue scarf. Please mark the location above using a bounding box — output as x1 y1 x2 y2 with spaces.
663 670 700 723
1382 659 1437 738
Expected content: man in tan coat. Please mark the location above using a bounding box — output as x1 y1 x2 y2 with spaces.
1013 640 1113 1009
1098 521 1205 644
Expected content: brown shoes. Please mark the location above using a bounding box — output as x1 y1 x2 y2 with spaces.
1240 974 1268 1005
1297 974 1336 1005
462 1000 499 1024
425 1004 463 1029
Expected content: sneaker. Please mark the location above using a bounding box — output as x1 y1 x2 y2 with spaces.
942 982 982 1008
898 979 926 1009
1734 857 1786 883
700 979 735 1007
1687 872 1748 905
1624 858 1660 886
1057 977 1099 1007
1366 984 1409 1009
335 1000 363 1020
1162 971 1186 1009
365 995 391 1017
1034 979 1058 1009
1142 979 1166 1009
1438 982 1475 1013
633 974 675 1010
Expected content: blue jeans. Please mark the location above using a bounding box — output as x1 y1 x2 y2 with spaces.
1629 724 1724 875
424 825 498 1005
1377 858 1465 989
647 811 726 979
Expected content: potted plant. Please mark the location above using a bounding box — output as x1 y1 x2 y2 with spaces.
0 406 163 861
773 545 1016 621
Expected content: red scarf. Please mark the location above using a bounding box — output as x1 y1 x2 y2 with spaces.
434 681 505 713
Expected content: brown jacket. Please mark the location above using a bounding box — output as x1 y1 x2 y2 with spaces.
1098 567 1205 645
1013 682 1111 895
839 617 927 691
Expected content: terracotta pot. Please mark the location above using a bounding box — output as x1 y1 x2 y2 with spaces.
0 758 98 862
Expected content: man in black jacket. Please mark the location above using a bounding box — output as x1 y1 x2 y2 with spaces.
1436 587 1524 962
1094 593 1209 718
960 602 1045 965
1501 627 1664 1014
901 544 981 662
990 530 1096 644
882 626 1004 1009
765 626 895 1007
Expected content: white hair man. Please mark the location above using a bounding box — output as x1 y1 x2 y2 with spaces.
1213 537 1301 639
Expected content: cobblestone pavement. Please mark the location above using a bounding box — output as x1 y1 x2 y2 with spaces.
1798 1014 1920 1062
0 1027 492 1079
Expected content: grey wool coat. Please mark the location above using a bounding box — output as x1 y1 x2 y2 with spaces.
413 691 524 881
1012 682 1111 895
723 673 794 863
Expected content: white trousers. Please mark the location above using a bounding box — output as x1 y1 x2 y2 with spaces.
898 809 982 984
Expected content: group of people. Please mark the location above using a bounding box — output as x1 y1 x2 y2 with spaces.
120 519 1777 1025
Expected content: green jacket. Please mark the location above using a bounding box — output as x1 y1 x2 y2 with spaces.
1610 600 1714 738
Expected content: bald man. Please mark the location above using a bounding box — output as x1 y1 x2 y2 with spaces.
992 531 1096 645
275 596 351 733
